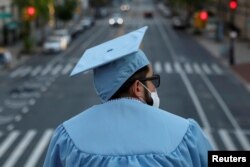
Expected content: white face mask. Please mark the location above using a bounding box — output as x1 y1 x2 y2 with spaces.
140 82 160 108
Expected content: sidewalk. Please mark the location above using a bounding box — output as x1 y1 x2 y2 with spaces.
194 34 250 90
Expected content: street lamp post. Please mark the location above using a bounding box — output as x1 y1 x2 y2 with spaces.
229 31 237 65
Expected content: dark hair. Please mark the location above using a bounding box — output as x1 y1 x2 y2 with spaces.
110 65 150 100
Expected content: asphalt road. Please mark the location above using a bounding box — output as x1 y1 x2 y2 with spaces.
0 0 250 166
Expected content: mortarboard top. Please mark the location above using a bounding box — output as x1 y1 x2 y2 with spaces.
70 26 148 76
70 26 150 102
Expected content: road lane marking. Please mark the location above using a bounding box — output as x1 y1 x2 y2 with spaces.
41 64 53 76
62 63 73 75
202 64 212 75
198 69 250 150
157 22 211 130
174 62 181 73
164 62 172 73
10 66 26 78
193 63 202 74
184 63 193 74
20 66 32 77
154 62 162 73
10 66 32 78
24 129 54 167
22 107 29 114
235 130 250 151
3 130 37 167
51 64 63 75
218 129 236 150
14 115 22 122
0 131 20 157
31 66 42 77
203 129 218 150
212 64 223 75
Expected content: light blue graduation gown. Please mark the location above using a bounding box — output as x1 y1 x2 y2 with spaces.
44 98 212 167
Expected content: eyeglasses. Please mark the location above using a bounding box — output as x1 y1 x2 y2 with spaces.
137 74 160 88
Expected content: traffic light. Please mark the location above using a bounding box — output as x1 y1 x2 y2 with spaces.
199 10 208 22
23 6 36 21
26 6 36 17
229 0 238 10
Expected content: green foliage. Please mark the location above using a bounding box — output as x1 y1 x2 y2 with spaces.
13 0 53 53
14 0 53 19
90 0 110 7
168 0 211 9
55 0 77 22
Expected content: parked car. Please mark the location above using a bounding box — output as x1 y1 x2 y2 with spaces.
109 13 124 27
43 37 67 53
143 10 154 18
0 48 12 68
172 15 190 30
95 7 109 19
52 29 71 47
120 4 130 12
71 24 84 38
80 16 95 29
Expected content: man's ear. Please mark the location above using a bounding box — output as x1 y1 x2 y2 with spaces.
130 80 144 98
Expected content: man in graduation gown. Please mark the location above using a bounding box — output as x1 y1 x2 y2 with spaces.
44 26 213 167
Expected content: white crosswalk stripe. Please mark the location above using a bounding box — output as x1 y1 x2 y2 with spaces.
235 129 250 150
184 63 193 74
174 62 182 73
20 67 33 77
10 66 31 78
3 130 37 167
41 64 53 76
193 63 202 74
24 129 54 167
10 67 24 78
62 63 73 75
154 62 162 73
203 129 218 150
30 66 43 77
51 64 63 76
202 63 212 75
8 62 225 78
164 62 172 73
212 63 223 75
218 129 237 150
0 128 248 166
0 131 20 158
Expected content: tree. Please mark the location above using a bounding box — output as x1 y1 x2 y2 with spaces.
55 0 77 22
14 0 53 53
90 0 110 7
167 0 211 27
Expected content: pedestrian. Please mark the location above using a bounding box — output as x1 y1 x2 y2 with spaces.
44 26 212 167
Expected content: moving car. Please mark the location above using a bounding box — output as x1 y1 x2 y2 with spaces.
143 10 154 18
109 13 124 27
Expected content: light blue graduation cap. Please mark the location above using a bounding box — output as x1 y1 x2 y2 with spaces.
70 26 150 102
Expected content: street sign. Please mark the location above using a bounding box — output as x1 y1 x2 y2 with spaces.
0 12 12 19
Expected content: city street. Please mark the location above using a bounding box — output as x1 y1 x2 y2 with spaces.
0 0 250 166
